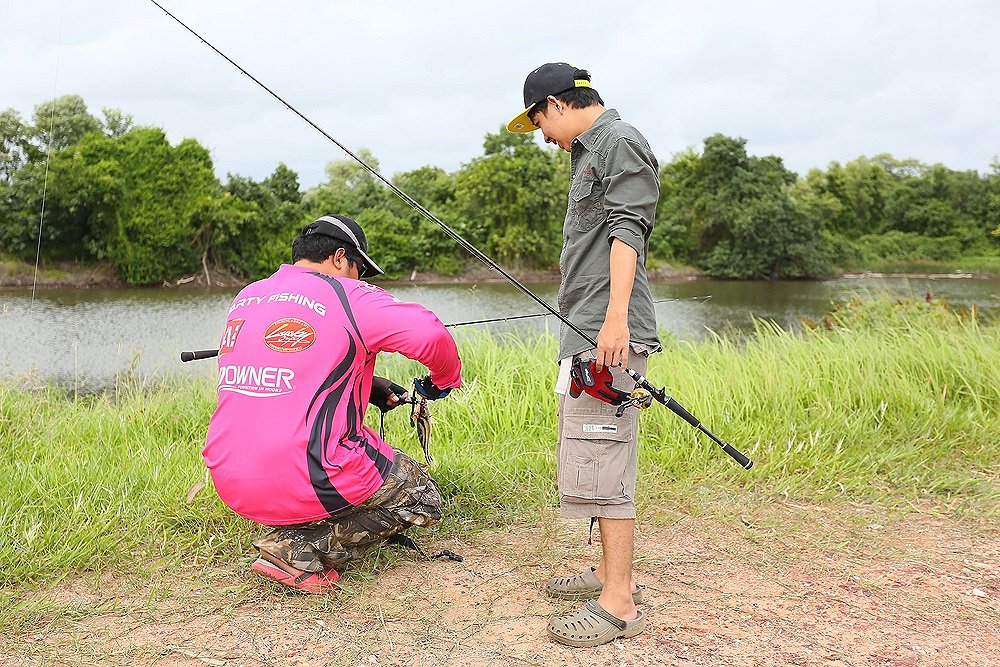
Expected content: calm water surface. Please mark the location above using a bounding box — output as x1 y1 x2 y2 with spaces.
2 276 998 390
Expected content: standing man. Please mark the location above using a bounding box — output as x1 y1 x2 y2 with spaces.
507 63 661 646
203 214 462 592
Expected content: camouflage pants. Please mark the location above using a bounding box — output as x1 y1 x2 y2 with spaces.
253 450 441 572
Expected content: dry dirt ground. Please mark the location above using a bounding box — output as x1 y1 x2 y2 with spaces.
6 501 999 667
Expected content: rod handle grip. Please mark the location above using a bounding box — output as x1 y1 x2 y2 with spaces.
664 395 754 470
180 349 219 363
722 443 754 470
664 396 701 429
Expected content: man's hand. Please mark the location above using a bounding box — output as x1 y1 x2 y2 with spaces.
370 376 409 412
596 314 629 372
413 375 452 400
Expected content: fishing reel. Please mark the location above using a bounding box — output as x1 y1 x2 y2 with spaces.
568 358 653 418
615 387 654 417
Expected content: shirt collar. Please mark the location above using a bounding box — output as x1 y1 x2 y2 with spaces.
574 108 620 151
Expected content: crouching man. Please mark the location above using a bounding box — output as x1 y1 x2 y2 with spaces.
203 214 461 592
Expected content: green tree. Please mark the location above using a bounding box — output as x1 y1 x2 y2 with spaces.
106 130 230 284
794 155 998 259
651 149 699 263
808 157 896 237
658 134 832 278
30 127 239 285
221 163 306 279
303 148 391 216
450 128 568 268
30 95 102 151
387 165 457 274
355 207 417 278
0 109 33 183
101 107 134 138
189 191 258 284
990 160 1000 239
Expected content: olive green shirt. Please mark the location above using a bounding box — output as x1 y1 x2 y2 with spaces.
556 108 662 359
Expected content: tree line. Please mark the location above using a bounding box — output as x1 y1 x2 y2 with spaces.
2 95 998 285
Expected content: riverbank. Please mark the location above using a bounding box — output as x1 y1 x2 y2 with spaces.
0 256 705 289
4 255 1000 290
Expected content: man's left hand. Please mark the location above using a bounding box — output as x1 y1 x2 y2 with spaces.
370 376 409 412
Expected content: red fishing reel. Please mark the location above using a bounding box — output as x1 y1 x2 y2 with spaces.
569 358 653 418
569 358 630 404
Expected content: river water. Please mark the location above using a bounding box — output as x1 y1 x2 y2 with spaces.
2 275 998 390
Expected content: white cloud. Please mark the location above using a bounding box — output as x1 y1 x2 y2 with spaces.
4 0 997 189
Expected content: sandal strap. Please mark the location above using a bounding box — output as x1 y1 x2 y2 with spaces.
585 600 626 630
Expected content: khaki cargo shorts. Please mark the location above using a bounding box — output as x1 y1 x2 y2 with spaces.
253 449 441 572
556 353 648 520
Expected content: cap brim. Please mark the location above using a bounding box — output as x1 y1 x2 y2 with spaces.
356 248 383 278
506 106 539 133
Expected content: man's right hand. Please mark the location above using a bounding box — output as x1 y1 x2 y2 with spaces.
413 375 452 400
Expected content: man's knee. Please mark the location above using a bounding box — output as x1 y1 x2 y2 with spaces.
370 450 443 526
252 450 444 572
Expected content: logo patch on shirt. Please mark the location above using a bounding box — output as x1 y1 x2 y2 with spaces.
218 365 295 397
219 318 245 356
263 318 316 353
583 424 618 434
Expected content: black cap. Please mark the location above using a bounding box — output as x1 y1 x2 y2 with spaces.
304 214 383 278
507 62 593 133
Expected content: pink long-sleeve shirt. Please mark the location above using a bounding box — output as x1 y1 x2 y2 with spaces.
203 264 462 525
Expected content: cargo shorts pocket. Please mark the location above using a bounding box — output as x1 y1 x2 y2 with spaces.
557 405 637 504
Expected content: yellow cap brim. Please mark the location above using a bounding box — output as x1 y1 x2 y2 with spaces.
506 106 539 133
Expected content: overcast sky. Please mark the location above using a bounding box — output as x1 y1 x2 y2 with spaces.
4 1 998 189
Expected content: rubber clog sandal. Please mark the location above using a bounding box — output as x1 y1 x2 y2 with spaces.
546 567 644 604
250 557 340 593
547 599 645 648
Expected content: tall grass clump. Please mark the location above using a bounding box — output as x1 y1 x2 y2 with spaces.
2 295 998 590
374 330 560 519
637 294 999 502
0 377 256 588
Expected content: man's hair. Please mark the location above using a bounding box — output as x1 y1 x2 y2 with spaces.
291 227 362 267
529 69 604 122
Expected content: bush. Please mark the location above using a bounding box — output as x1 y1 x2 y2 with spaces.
851 231 962 262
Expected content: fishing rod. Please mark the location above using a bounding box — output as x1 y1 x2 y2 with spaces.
153 1 752 470
180 297 710 361
178 313 549 361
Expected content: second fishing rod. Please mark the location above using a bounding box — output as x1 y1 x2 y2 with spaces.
150 0 752 470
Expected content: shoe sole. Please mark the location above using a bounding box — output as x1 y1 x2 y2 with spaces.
547 586 644 604
251 557 339 593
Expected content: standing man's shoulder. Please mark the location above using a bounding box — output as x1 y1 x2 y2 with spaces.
589 110 648 144
586 110 657 167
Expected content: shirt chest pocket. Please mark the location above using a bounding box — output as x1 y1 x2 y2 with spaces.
569 176 604 233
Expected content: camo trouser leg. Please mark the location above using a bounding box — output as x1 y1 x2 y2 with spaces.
252 449 441 572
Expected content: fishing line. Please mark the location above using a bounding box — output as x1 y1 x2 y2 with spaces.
445 295 712 328
147 0 594 345
153 2 752 469
32 0 68 307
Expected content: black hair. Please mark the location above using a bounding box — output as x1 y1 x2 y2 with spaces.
529 69 604 122
291 225 363 269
